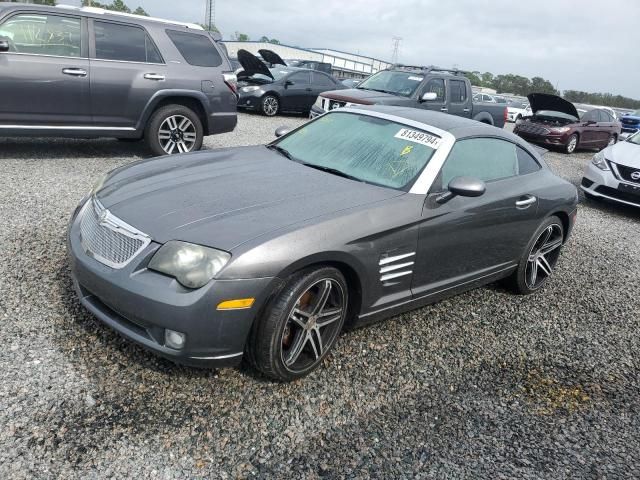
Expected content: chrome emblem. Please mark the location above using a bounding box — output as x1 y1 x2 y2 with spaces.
98 209 109 224
631 171 640 181
331 102 341 110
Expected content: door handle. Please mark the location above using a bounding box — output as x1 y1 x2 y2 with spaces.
440 107 448 112
463 108 471 113
305 88 312 91
62 68 87 77
144 73 165 81
515 195 537 209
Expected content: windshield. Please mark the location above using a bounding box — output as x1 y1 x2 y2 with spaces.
357 71 424 97
632 109 640 116
536 110 578 122
627 132 640 145
275 112 439 190
246 68 295 83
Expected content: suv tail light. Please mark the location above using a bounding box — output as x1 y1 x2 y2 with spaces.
223 72 238 96
503 107 508 123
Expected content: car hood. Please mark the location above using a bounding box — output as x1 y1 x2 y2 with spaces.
258 48 287 66
320 88 410 105
237 49 273 80
607 140 640 168
97 146 402 251
527 93 579 119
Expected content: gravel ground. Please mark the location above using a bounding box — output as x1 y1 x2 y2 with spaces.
1 113 639 479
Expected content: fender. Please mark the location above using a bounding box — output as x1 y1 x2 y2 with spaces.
472 111 494 125
137 89 212 131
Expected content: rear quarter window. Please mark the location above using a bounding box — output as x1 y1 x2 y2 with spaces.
166 30 221 67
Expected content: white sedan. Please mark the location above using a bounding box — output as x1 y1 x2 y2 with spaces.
581 131 640 208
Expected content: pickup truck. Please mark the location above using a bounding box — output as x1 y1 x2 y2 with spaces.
310 65 507 128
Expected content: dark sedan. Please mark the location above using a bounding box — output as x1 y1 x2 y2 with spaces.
68 106 577 381
514 93 621 153
236 49 345 116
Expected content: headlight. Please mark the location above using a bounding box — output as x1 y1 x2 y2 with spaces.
240 86 260 93
550 127 571 133
314 96 323 109
148 241 231 289
591 151 610 171
91 173 109 196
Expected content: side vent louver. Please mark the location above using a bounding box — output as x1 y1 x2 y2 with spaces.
379 252 415 283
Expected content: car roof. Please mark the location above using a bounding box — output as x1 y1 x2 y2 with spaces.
349 105 517 140
0 2 204 31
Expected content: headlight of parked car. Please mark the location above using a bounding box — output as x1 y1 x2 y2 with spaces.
591 151 610 171
148 241 231 289
550 127 571 133
240 86 260 93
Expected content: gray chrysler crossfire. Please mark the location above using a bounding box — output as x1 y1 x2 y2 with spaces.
68 106 578 381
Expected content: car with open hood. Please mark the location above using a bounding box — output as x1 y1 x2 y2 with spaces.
68 105 577 381
236 49 345 116
514 94 621 154
581 130 640 208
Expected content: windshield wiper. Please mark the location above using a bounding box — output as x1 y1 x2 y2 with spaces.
302 163 362 182
357 87 394 95
266 144 294 160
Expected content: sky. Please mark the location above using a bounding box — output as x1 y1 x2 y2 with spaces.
62 0 640 98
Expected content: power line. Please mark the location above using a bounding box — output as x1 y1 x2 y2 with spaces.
205 0 216 29
391 36 402 64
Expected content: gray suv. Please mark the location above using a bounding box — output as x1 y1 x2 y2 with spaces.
0 3 238 155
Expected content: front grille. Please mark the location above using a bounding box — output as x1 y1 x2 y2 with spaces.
517 122 550 135
328 99 346 110
612 162 640 184
595 185 640 205
79 198 151 269
621 118 639 126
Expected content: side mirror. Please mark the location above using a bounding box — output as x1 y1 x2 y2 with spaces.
585 120 597 126
284 80 294 88
274 126 290 138
421 92 437 102
0 40 9 52
436 176 486 204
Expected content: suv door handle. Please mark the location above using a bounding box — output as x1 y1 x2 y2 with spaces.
440 107 448 112
62 68 87 77
463 108 471 113
144 73 165 81
515 195 537 209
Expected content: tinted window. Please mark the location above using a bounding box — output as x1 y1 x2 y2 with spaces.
358 71 424 98
441 138 518 186
598 110 612 122
424 78 445 101
449 79 467 103
516 146 541 175
95 21 161 63
314 72 335 87
287 71 311 85
166 30 221 67
581 110 598 122
0 13 81 57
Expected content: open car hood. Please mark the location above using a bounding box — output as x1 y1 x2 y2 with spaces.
237 49 273 79
527 93 579 119
258 49 287 66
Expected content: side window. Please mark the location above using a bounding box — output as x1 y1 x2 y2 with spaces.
166 30 222 67
95 21 161 63
516 146 541 175
582 110 598 122
0 13 81 57
287 71 311 85
313 72 335 87
449 79 467 103
440 138 518 187
598 110 611 123
423 78 445 102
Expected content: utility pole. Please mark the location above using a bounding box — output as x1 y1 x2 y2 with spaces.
205 0 216 30
391 36 402 64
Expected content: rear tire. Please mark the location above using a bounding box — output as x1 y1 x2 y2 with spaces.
145 104 203 156
503 216 564 295
247 266 348 382
564 134 578 154
261 95 279 116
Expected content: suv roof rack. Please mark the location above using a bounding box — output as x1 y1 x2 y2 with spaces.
55 5 204 30
388 64 470 76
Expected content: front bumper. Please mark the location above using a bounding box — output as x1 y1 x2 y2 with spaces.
67 204 278 368
581 162 640 208
514 129 570 147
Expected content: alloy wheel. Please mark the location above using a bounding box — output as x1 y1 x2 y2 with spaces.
263 96 279 116
158 115 197 154
525 223 563 290
567 136 577 153
280 278 345 372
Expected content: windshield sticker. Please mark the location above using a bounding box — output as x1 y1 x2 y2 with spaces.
407 76 424 81
400 145 414 156
394 128 441 148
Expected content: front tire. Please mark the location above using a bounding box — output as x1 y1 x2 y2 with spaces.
564 134 578 154
504 216 564 295
247 267 348 381
261 95 280 116
145 104 203 156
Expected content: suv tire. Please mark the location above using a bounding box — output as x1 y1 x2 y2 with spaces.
145 104 204 156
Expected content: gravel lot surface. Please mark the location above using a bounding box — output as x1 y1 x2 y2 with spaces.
1 113 639 479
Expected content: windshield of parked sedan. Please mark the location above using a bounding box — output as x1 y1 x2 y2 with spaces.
246 68 294 83
356 71 424 98
536 110 578 122
274 112 439 190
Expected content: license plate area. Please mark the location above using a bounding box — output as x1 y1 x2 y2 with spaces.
619 183 640 197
